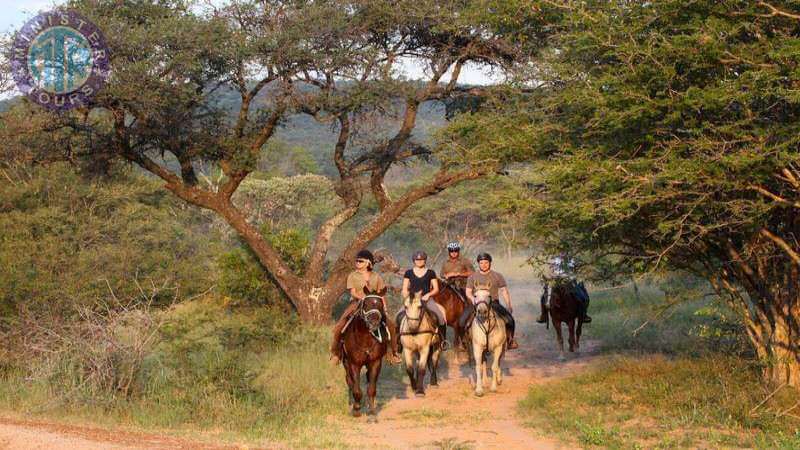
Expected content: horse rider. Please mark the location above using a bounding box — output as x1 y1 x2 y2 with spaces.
537 256 592 324
457 252 519 350
440 242 475 293
394 251 451 351
330 249 402 366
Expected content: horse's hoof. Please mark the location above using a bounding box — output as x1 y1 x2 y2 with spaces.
351 409 361 417
558 355 566 362
490 386 497 393
475 390 484 397
415 391 426 398
367 415 378 424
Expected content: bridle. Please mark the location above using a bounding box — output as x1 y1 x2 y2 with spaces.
359 294 384 329
343 294 386 359
400 297 435 336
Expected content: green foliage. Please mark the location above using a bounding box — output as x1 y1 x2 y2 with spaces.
0 163 217 319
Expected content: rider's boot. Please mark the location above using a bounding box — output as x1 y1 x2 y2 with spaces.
438 325 451 351
329 301 358 365
385 318 402 365
507 332 519 350
536 297 549 324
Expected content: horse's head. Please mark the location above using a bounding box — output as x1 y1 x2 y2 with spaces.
404 290 424 319
362 286 387 331
474 287 492 318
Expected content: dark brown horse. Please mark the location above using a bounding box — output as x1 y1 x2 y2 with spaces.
434 276 468 354
340 286 388 421
549 282 584 361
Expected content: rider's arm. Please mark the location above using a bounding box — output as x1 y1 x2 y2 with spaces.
350 287 363 301
401 277 410 299
499 287 512 313
466 287 474 303
426 278 439 299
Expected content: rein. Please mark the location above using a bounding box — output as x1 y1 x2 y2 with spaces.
473 300 497 349
400 300 436 336
343 296 386 359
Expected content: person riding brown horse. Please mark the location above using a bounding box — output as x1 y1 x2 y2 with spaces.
547 280 585 360
537 257 592 325
340 286 389 420
440 242 474 292
330 249 401 366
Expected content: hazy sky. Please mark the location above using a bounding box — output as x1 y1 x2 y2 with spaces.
1 0 504 86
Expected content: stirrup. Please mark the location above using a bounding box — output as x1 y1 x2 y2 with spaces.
388 353 401 365
536 315 547 324
440 340 452 351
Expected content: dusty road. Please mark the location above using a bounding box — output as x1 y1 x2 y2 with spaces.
341 283 604 449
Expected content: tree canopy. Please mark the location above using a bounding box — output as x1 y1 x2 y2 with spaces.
448 0 800 385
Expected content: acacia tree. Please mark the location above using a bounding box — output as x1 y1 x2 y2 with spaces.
6 0 546 323
452 1 800 385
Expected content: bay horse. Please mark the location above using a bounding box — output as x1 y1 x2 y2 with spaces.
433 276 468 356
399 291 442 397
340 286 389 421
549 281 584 361
469 287 506 397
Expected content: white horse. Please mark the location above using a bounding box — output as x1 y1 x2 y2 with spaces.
469 287 506 396
399 291 442 397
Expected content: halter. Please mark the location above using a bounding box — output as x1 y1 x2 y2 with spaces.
343 294 387 359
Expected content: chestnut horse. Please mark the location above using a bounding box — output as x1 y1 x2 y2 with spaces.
433 276 468 353
340 286 389 421
549 282 584 361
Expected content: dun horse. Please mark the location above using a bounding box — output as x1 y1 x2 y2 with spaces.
433 276 467 354
469 287 506 397
399 291 442 397
548 282 584 361
340 287 389 421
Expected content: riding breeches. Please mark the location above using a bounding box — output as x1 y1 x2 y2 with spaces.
394 299 446 326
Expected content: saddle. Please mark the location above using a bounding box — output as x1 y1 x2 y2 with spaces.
445 282 469 304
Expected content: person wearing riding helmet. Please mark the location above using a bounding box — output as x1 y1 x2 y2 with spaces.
395 251 451 351
457 252 518 350
329 249 402 366
440 242 475 285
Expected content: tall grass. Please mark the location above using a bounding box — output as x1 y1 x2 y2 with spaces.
0 297 361 447
518 282 800 448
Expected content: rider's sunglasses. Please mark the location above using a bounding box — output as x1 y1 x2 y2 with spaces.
355 259 368 263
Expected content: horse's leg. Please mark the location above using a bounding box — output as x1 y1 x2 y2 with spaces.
490 347 503 392
568 319 576 352
576 317 583 352
415 343 429 397
452 322 461 363
348 363 363 417
428 344 440 387
473 341 484 396
343 357 355 410
481 350 489 388
402 345 416 391
554 320 566 361
366 358 381 423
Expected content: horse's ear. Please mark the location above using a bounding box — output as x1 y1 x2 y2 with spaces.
364 286 374 295
377 287 387 296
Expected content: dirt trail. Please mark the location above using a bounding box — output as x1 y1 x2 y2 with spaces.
343 283 605 449
0 415 244 450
